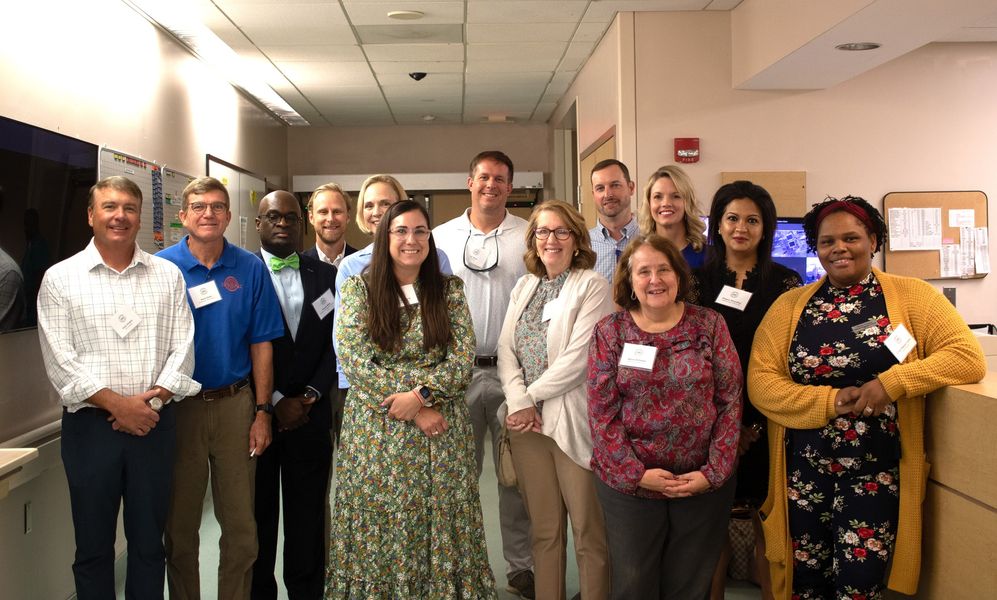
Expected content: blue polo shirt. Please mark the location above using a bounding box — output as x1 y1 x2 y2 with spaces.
158 237 283 389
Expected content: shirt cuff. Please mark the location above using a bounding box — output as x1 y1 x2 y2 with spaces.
272 390 285 405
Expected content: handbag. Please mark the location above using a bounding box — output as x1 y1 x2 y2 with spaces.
496 426 517 487
727 505 755 581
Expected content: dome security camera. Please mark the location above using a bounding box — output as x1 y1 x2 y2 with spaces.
409 72 427 81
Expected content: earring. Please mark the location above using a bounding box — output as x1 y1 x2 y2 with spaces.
573 249 579 257
631 290 636 300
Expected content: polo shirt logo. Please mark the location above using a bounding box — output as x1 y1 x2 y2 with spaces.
223 276 241 292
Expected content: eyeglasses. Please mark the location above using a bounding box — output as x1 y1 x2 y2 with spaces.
534 227 572 241
463 231 500 272
260 211 301 226
389 226 431 240
186 202 228 215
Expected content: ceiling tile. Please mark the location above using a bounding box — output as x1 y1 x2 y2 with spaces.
394 114 464 124
466 58 560 72
344 2 464 25
467 1 589 25
557 41 595 71
581 0 709 23
704 0 744 10
363 43 464 61
370 61 464 74
376 72 463 85
260 45 365 61
276 61 376 86
572 21 610 43
465 72 552 86
467 23 577 43
355 24 463 44
466 42 566 62
381 82 464 99
303 85 385 99
222 3 354 45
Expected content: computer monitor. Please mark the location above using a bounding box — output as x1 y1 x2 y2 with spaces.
700 216 825 284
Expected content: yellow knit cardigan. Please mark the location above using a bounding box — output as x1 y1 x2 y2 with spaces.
747 268 986 599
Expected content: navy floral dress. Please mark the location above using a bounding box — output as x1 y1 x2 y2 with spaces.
785 273 901 600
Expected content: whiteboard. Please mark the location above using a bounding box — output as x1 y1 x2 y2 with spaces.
207 156 265 251
161 167 197 249
98 147 163 253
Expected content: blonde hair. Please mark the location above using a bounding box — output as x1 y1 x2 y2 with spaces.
355 175 406 235
637 165 706 251
307 183 352 214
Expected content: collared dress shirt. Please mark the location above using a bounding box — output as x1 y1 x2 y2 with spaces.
315 245 344 268
433 209 528 356
588 216 638 283
260 248 304 340
37 239 200 412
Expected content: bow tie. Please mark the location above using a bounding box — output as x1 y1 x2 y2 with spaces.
269 254 300 272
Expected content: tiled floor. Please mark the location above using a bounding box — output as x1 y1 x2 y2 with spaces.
117 440 762 599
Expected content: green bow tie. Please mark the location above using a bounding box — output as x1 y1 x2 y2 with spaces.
269 254 300 272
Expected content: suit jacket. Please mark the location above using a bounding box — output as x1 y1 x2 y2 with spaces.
303 243 357 265
256 251 338 429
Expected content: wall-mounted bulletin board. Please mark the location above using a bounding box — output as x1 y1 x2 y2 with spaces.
161 167 196 247
720 171 807 217
99 147 163 253
883 191 989 280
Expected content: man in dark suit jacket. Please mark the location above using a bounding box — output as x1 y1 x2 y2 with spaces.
251 191 337 600
303 183 357 445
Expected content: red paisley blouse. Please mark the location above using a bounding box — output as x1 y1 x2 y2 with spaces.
586 305 742 497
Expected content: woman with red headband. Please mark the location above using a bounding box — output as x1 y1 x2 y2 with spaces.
747 196 986 599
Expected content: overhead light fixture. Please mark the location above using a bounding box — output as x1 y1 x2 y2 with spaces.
123 0 309 126
835 42 881 52
388 10 425 20
483 115 515 124
422 114 436 122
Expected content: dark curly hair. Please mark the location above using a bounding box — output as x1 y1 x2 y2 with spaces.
802 195 887 254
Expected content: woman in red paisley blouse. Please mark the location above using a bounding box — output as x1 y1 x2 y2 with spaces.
586 233 743 599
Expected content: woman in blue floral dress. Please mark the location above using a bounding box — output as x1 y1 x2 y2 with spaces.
326 200 497 599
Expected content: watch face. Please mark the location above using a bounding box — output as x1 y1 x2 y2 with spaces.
149 398 163 412
418 386 432 400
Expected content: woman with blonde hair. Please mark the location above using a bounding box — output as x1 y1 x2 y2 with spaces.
637 165 708 268
498 200 614 600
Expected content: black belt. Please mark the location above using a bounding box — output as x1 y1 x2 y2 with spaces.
474 355 498 367
195 378 250 401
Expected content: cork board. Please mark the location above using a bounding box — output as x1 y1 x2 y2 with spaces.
882 191 988 280
720 171 806 217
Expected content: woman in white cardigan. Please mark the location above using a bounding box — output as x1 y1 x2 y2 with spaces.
498 200 615 600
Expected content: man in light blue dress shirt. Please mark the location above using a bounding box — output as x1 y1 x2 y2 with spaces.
588 159 638 283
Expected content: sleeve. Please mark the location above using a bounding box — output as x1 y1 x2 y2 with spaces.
586 314 646 494
497 276 532 413
36 271 103 406
878 280 986 400
154 269 201 398
304 268 340 398
437 248 453 276
249 261 284 344
701 312 743 488
332 255 353 362
525 274 613 403
747 292 839 429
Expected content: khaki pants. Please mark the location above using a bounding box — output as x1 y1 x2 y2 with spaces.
510 430 610 600
166 387 257 600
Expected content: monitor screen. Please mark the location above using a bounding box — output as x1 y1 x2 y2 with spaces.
0 115 98 331
700 216 825 284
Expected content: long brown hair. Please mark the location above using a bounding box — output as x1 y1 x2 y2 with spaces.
364 200 451 353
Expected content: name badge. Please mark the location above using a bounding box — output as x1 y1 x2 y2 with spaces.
715 285 752 311
541 298 562 323
110 305 140 338
188 280 222 309
619 342 658 371
399 284 419 306
312 288 334 320
884 323 916 363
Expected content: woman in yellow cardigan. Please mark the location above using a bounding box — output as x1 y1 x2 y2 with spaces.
748 196 985 600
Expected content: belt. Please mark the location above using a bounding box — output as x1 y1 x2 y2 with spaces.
474 355 498 367
194 378 250 401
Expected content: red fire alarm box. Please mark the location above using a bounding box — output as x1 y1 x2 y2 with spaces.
674 138 700 163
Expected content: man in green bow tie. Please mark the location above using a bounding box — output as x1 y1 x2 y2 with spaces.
252 190 338 600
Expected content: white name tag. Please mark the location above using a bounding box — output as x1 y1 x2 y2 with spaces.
188 280 222 309
715 285 752 311
619 342 658 371
541 298 562 323
884 323 916 363
110 305 140 338
312 288 334 320
399 284 419 306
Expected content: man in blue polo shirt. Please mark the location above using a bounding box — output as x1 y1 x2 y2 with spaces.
158 176 284 600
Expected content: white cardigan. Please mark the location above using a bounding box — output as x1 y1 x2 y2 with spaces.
497 268 614 469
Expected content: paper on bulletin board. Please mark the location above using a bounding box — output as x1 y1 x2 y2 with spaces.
887 207 942 250
959 227 976 277
949 209 975 228
975 227 990 274
940 245 959 278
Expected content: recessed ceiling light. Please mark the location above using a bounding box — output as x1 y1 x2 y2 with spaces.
835 42 881 51
422 114 436 122
388 10 424 20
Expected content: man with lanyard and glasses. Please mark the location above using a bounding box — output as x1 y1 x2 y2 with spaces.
588 158 638 282
433 151 535 599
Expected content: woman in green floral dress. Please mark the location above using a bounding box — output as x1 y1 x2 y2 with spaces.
326 200 497 599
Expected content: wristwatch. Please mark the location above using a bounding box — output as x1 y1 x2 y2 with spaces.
415 385 434 407
303 388 319 402
147 397 163 413
255 402 274 415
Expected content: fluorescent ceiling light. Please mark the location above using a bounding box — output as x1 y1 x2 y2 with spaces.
122 0 309 126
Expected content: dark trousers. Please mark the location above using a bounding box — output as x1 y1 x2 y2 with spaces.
62 404 176 600
251 399 333 600
595 475 735 600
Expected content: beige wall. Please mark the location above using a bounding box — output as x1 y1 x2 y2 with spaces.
558 10 997 324
287 123 549 177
